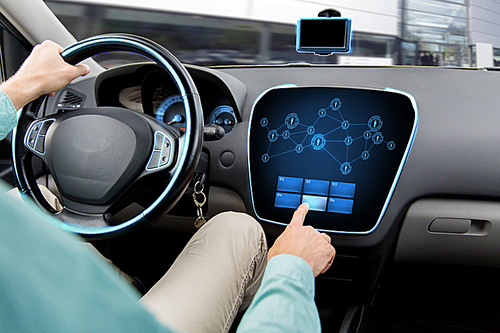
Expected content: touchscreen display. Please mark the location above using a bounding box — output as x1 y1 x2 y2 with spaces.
248 87 417 233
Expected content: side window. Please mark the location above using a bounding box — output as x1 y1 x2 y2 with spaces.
0 23 31 81
0 28 30 80
0 17 32 186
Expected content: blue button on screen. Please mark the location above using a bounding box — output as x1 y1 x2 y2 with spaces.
276 176 303 193
275 176 355 215
330 182 356 198
327 198 354 214
302 195 328 212
275 192 301 209
303 179 330 196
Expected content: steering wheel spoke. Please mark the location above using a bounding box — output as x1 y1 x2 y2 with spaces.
57 208 109 228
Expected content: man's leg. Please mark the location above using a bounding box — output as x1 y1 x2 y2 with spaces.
140 212 268 333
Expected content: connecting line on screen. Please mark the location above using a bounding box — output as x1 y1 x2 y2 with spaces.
259 97 397 175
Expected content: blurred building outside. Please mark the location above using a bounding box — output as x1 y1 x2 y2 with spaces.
44 0 500 68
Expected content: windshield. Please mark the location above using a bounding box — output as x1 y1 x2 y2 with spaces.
44 0 499 68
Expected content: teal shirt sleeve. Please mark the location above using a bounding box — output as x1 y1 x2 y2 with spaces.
0 89 18 140
0 181 176 333
237 254 321 333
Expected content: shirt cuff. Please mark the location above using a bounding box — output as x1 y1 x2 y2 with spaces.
266 254 315 298
0 88 18 140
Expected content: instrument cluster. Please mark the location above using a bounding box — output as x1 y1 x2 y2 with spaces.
137 67 239 133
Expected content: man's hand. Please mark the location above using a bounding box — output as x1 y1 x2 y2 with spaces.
268 203 335 277
0 40 90 110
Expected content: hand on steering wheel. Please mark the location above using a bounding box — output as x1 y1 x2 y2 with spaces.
0 41 90 110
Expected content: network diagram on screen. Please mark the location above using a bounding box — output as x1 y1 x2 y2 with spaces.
259 97 396 176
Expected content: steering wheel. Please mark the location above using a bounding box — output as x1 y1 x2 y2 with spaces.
12 34 204 240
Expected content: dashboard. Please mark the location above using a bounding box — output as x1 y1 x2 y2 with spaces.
43 61 500 307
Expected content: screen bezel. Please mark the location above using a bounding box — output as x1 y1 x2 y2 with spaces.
296 17 352 54
247 85 419 234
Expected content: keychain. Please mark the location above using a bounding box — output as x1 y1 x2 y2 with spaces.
192 173 207 228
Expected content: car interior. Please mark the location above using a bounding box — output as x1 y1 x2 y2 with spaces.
2 0 500 332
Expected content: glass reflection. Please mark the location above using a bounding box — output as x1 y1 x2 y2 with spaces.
45 0 472 67
406 0 466 18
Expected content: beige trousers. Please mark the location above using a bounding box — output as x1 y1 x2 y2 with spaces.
140 212 268 333
7 187 267 333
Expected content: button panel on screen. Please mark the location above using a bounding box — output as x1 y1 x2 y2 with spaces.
328 198 354 214
275 192 302 209
330 182 355 198
277 176 303 193
302 195 328 211
274 176 355 214
304 179 329 196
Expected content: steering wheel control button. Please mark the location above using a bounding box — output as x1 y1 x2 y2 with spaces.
146 131 173 171
148 152 161 169
34 136 45 153
27 128 38 148
159 146 171 167
154 132 164 150
25 119 54 155
39 121 52 135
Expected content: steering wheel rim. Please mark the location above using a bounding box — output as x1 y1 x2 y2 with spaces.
12 34 204 240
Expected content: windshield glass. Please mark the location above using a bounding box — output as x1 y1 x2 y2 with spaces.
44 0 498 68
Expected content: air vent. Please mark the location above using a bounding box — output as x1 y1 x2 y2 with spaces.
57 89 85 110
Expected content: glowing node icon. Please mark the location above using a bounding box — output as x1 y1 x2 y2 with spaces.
285 113 300 129
340 162 352 175
331 98 342 111
341 120 350 130
267 130 279 142
361 150 370 160
261 153 270 163
344 136 353 146
363 130 372 140
260 118 268 127
387 141 396 151
372 132 384 145
368 115 383 132
307 126 315 135
311 134 326 150
295 144 304 154
282 130 290 140
318 108 327 118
